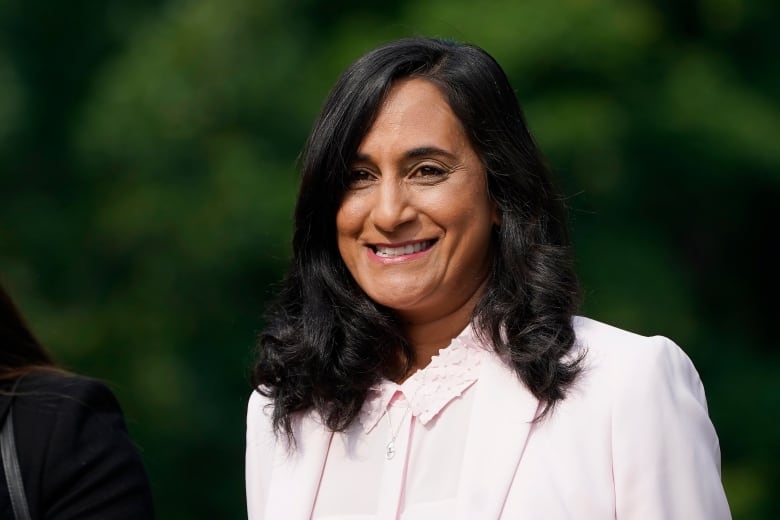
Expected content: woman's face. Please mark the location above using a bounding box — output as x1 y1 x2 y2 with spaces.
336 78 498 325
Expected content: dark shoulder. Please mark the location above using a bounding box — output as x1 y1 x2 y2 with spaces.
11 371 155 519
16 369 115 395
11 370 127 430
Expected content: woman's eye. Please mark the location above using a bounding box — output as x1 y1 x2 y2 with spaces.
346 169 373 185
417 165 446 177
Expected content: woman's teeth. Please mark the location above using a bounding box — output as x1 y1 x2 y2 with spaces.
374 240 434 257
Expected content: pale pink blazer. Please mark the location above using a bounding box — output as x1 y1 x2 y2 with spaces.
246 317 731 519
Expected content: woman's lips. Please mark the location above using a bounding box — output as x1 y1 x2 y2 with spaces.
366 239 438 263
372 239 436 258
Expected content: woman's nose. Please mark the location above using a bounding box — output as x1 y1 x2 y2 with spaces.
371 180 415 232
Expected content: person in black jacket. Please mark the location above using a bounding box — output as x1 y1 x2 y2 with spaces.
0 282 155 519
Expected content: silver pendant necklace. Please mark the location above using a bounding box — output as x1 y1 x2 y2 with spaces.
384 404 412 460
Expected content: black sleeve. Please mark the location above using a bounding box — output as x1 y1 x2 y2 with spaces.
14 374 155 519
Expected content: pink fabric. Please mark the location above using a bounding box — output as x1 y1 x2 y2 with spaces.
314 325 489 518
246 317 732 519
358 323 487 432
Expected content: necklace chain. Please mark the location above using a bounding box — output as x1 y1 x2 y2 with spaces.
384 386 421 460
385 405 411 460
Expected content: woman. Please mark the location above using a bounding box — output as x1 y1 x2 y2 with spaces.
0 283 155 519
246 37 730 519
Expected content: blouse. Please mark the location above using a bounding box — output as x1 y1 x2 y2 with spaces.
312 324 488 518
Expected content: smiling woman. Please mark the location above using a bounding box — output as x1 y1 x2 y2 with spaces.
246 37 730 519
336 79 497 362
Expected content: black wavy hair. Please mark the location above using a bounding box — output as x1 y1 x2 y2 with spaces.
1 282 56 381
253 37 582 439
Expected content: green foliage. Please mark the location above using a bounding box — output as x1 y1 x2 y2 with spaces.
1 0 778 517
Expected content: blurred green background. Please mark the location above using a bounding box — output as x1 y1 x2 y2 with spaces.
1 0 778 518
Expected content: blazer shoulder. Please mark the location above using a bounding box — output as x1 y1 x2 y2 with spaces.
574 316 697 370
12 371 156 519
571 316 707 405
571 320 730 517
11 372 130 438
573 315 672 352
15 371 122 412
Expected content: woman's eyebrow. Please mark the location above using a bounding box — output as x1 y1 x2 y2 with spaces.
353 146 458 163
405 146 458 161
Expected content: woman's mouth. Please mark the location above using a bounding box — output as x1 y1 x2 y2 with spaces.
372 239 437 258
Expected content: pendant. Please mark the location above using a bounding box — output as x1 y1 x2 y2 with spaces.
385 442 395 460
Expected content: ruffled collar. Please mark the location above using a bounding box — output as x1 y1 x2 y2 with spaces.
358 324 489 433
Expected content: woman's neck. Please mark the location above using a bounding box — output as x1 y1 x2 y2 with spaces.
396 284 483 382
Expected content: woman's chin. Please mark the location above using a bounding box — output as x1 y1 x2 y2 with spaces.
372 296 428 315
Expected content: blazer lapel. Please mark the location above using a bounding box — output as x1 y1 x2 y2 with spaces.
0 379 14 424
264 414 334 519
455 355 539 519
